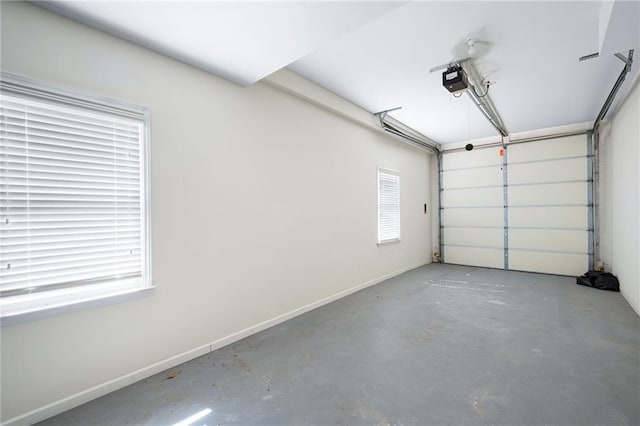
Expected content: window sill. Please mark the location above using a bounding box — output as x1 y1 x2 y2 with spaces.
0 285 155 327
377 238 401 246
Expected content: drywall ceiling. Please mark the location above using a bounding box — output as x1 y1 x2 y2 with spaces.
38 1 404 86
290 1 639 144
37 1 639 145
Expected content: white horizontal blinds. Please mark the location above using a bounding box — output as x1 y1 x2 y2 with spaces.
378 169 400 243
0 93 145 296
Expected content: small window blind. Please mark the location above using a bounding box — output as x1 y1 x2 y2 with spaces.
377 169 400 244
0 75 150 316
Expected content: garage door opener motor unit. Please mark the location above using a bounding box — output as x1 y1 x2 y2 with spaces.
443 65 468 93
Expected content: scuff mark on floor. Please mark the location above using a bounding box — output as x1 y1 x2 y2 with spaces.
164 371 181 380
338 398 391 425
232 354 251 372
470 388 509 419
486 300 509 306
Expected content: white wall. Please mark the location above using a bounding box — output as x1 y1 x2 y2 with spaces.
0 2 433 422
599 76 640 315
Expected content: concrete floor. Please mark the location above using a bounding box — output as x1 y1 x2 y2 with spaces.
39 264 640 426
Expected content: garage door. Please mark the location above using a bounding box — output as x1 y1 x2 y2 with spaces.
440 133 592 276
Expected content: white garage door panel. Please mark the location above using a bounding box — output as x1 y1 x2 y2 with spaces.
443 208 504 228
442 148 502 169
445 227 504 248
509 206 587 229
442 167 502 188
509 250 587 276
441 146 504 269
445 246 504 269
508 135 587 162
442 187 503 207
509 157 587 185
510 229 587 252
509 182 588 206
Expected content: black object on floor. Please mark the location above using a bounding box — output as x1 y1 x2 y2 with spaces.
577 271 620 291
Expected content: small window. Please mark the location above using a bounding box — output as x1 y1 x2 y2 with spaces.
0 73 151 318
377 168 400 244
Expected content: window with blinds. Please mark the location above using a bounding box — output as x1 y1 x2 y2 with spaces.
0 73 151 318
377 169 400 244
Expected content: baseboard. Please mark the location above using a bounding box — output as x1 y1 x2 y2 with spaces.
3 343 212 426
3 261 429 426
208 260 429 353
620 286 640 317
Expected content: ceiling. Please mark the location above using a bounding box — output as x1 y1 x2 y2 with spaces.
39 1 639 145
